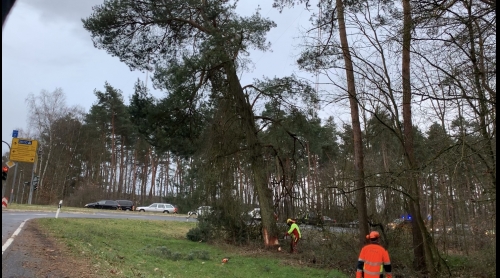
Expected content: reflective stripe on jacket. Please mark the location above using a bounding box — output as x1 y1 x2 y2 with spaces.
356 243 392 278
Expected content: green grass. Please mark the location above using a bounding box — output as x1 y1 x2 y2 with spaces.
8 204 490 277
36 218 348 278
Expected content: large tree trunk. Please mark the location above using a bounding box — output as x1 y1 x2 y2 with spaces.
466 6 496 192
132 149 138 204
147 147 153 201
401 0 441 275
336 0 369 247
150 151 158 201
165 153 170 197
118 136 125 198
223 60 279 247
111 110 116 197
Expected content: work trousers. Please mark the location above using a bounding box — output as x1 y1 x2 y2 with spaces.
290 237 300 253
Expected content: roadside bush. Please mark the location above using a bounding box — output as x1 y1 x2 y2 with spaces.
189 200 252 244
209 206 250 244
186 219 213 242
270 225 492 277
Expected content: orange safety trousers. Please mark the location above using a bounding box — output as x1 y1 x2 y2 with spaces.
356 243 392 278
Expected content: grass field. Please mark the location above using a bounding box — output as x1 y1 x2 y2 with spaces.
6 203 493 277
4 203 347 277
34 216 348 278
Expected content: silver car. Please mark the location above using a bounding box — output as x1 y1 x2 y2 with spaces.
136 203 178 213
248 208 261 220
196 206 212 217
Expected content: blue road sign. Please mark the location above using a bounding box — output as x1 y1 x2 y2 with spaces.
18 140 32 145
12 130 18 138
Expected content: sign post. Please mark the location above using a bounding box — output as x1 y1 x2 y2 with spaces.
8 163 18 203
55 200 63 218
27 169 38 205
35 149 43 203
9 138 38 205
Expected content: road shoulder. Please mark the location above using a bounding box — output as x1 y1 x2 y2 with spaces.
2 219 100 278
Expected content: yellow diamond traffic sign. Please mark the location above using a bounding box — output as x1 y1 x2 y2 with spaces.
5 161 15 168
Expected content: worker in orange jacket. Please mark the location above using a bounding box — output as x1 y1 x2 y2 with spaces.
356 231 392 278
284 218 301 253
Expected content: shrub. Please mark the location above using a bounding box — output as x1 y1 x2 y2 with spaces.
186 219 213 242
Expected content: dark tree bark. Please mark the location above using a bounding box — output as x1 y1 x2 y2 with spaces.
401 0 440 275
223 61 280 246
336 0 369 247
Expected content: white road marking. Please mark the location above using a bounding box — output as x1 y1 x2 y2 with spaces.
2 219 30 255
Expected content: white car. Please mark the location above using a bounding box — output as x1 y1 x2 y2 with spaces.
196 206 213 217
248 208 261 219
136 203 178 213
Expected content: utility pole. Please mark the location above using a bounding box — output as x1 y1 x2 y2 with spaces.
15 169 22 203
2 140 11 197
9 163 18 202
27 143 39 205
35 149 43 203
27 162 36 205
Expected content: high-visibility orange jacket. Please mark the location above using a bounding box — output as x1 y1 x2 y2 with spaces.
356 243 392 278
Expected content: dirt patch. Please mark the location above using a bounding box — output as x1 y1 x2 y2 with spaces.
10 220 101 278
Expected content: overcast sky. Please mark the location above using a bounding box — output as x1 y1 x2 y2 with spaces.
2 0 330 156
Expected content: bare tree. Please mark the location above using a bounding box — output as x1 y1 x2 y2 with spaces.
25 88 85 204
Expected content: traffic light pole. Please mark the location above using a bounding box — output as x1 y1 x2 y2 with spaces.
15 170 22 203
34 149 42 203
27 162 36 205
9 163 18 202
2 140 11 197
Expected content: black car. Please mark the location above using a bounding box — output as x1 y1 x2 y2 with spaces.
84 200 119 210
321 216 336 226
116 200 134 211
298 211 323 226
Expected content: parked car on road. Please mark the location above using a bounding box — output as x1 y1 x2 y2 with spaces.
116 200 134 211
136 203 178 213
430 224 460 234
484 229 495 236
387 218 404 230
298 211 322 226
196 206 213 217
387 218 412 230
348 220 359 228
321 216 336 225
432 224 472 234
84 202 97 208
296 212 336 226
248 208 261 220
84 200 120 210
450 224 473 234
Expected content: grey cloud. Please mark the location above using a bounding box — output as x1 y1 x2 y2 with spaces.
22 0 104 24
17 0 104 42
